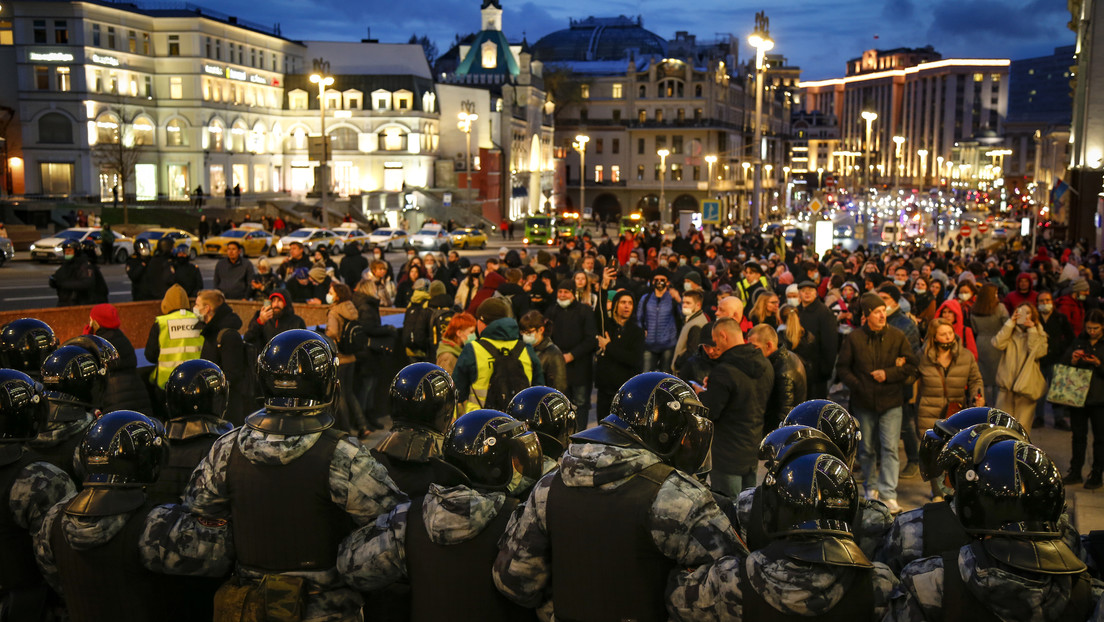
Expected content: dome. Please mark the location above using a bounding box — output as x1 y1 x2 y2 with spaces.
533 16 667 63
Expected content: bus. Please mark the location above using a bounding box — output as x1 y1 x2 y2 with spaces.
556 212 581 240
619 212 646 236
523 216 555 245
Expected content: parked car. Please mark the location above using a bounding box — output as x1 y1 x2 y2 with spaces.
276 228 344 254
333 226 371 249
30 227 133 263
204 228 277 257
135 228 200 258
449 227 487 249
367 228 408 251
409 226 450 251
0 237 13 267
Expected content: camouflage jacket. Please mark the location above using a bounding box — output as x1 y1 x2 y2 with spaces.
492 443 745 610
338 483 508 591
182 426 405 621
735 487 892 560
7 457 75 537
667 548 898 621
27 413 93 475
880 504 1083 576
885 542 1104 622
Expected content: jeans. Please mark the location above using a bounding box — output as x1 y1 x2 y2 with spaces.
709 470 755 498
595 390 616 428
854 405 903 501
567 383 592 429
900 402 920 463
643 348 674 374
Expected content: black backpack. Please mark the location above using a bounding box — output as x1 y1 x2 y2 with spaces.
403 302 433 356
338 319 368 355
428 308 456 360
476 339 530 411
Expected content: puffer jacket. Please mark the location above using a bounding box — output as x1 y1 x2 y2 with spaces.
764 345 807 431
992 318 1047 399
325 300 359 365
533 336 567 393
836 324 919 414
95 327 154 414
916 341 984 433
637 289 680 351
700 343 774 474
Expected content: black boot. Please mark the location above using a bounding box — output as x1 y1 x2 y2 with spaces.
1063 469 1083 485
1086 471 1103 490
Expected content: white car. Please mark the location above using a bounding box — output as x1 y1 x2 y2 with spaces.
408 226 450 251
367 228 408 251
30 227 134 263
276 228 344 254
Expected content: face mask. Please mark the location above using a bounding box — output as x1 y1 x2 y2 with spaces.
192 305 205 318
1077 294 1088 301
1038 303 1053 314
683 282 694 292
787 297 800 307
959 292 972 302
682 306 695 317
461 267 469 274
937 340 955 351
737 254 747 262
464 332 476 344
326 293 335 304
894 279 907 288
522 333 538 345
63 253 75 261
628 257 638 265
679 258 687 266
668 262 678 270
654 280 667 290
557 299 572 309
425 263 435 271
914 287 927 295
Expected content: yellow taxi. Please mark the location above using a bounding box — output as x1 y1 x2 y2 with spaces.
203 226 277 257
135 228 200 258
449 227 487 249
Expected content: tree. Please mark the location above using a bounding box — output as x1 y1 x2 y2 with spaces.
91 101 150 225
408 34 439 67
542 68 590 121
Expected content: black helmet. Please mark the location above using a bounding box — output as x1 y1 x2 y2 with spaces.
761 451 864 541
782 400 861 467
0 319 58 377
574 372 712 474
40 345 107 407
759 424 847 469
919 407 1027 481
0 369 48 442
63 335 120 371
79 410 169 487
935 423 1029 490
388 362 456 433
442 409 542 495
251 329 337 434
506 386 578 458
165 359 228 420
61 239 82 255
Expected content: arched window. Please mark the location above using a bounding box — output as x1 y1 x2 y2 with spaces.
229 120 247 152
287 127 307 151
380 127 406 152
38 113 73 144
207 119 224 151
131 116 154 146
329 127 358 151
166 119 187 147
95 112 120 144
248 122 266 153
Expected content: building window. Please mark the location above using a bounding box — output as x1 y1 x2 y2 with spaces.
330 127 358 151
637 164 645 180
612 139 620 154
96 114 120 144
655 109 663 122
375 96 389 110
694 108 703 120
56 67 70 92
672 135 683 154
670 163 682 181
381 128 405 151
481 40 497 69
144 76 152 97
92 24 101 47
38 113 73 144
251 48 256 67
580 108 588 122
207 121 224 151
692 166 701 181
33 20 46 43
637 138 644 154
40 163 73 195
695 84 702 97
612 83 622 99
94 70 103 92
34 66 49 90
594 165 603 183
108 72 118 94
215 40 221 60
595 139 603 154
128 30 136 53
53 20 67 44
580 84 589 99
169 76 183 99
205 37 211 57
654 164 662 180
259 50 265 68
677 108 685 122
168 35 179 56
0 18 10 46
132 118 154 145
107 26 115 49
143 33 150 55
611 165 620 183
612 109 621 122
288 89 308 110
638 109 646 123
638 85 646 97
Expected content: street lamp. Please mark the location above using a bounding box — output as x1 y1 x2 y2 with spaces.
817 167 824 187
861 110 877 190
892 135 905 189
657 148 670 223
705 154 717 194
748 11 774 232
309 61 334 227
782 165 791 212
457 100 478 216
573 134 589 216
917 149 929 187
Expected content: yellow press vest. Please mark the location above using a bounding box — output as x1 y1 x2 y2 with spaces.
152 310 203 388
463 337 535 413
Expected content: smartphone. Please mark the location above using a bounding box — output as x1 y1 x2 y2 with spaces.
263 299 272 308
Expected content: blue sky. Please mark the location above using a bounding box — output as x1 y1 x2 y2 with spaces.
244 0 1075 79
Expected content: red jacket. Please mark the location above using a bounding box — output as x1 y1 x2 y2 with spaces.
1056 295 1085 335
936 299 978 359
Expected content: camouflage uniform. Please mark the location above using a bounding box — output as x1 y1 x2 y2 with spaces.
734 487 892 559
492 443 744 611
338 483 509 590
8 460 75 537
667 549 899 621
884 542 1104 622
27 412 93 477
182 427 405 621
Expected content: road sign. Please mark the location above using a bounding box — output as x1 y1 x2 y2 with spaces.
701 200 721 225
825 175 836 187
808 198 824 213
960 223 972 237
443 192 452 207
977 222 989 234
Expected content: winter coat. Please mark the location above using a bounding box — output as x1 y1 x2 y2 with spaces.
1056 294 1086 335
1065 334 1104 406
992 318 1047 400
452 318 543 406
533 336 567 393
198 304 246 424
1040 310 1075 369
916 342 984 433
214 255 256 300
544 299 598 386
95 327 153 414
435 338 463 375
765 346 807 431
595 291 645 394
935 299 978 359
454 276 481 311
673 310 709 375
637 289 680 351
466 271 506 315
836 325 919 414
338 251 368 287
140 253 176 302
496 282 530 320
795 299 839 382
52 255 98 307
886 307 921 353
172 259 204 297
971 305 1009 388
700 343 774 474
325 300 359 365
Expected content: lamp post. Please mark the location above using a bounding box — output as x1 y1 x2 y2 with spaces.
892 135 905 189
705 154 717 194
309 61 334 227
658 148 670 223
782 165 791 213
573 134 589 216
936 156 945 187
917 149 929 188
748 11 774 232
457 100 478 217
861 110 877 190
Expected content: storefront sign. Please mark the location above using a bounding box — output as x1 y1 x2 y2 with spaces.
204 64 223 76
29 51 74 62
91 54 119 66
225 67 246 81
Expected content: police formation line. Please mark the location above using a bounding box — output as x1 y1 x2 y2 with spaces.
0 318 1100 622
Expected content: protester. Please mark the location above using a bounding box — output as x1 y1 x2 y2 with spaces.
213 241 255 300
243 290 305 350
519 310 567 394
993 302 1047 430
971 283 1010 405
435 312 477 375
1063 308 1104 489
544 279 597 414
1037 290 1075 429
637 270 681 373
193 289 247 425
747 323 807 432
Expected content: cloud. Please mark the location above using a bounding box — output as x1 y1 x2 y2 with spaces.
927 0 1066 40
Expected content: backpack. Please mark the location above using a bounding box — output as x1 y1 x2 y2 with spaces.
403 302 433 358
475 339 530 411
338 318 368 355
427 308 456 360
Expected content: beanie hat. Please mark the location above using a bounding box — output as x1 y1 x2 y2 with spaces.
785 284 799 297
1072 277 1090 293
557 279 574 292
89 303 120 329
413 278 429 292
685 271 702 285
476 297 512 324
860 291 886 315
269 291 288 305
429 280 447 298
308 266 327 282
878 283 902 303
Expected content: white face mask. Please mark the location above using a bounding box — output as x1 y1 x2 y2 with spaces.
192 305 205 318
683 282 694 292
1038 303 1053 314
959 292 972 302
894 279 907 288
682 305 696 317
522 333 538 345
557 299 572 309
787 297 800 307
326 293 335 304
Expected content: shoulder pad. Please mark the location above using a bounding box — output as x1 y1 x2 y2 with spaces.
166 416 234 440
375 427 443 462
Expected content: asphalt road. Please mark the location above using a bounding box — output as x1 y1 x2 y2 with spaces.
0 242 523 312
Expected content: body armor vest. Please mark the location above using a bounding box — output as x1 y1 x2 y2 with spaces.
147 436 221 506
0 448 45 592
738 550 873 621
371 450 439 498
921 501 971 558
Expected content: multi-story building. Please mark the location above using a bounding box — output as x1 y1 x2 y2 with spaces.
800 47 1010 190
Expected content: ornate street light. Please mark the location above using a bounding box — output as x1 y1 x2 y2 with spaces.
658 148 670 223
457 100 478 216
748 11 774 231
309 60 334 227
573 134 590 215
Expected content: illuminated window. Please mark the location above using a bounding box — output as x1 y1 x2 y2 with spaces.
382 128 405 151
0 18 9 45
248 122 265 153
207 120 224 151
229 121 247 152
611 165 621 183
143 33 150 55
329 127 358 151
580 84 589 99
34 66 49 90
132 118 154 146
481 41 497 69
170 77 183 99
594 165 603 183
288 89 308 110
128 30 136 53
638 109 646 123
56 67 70 92
612 83 622 99
96 114 120 144
166 119 186 146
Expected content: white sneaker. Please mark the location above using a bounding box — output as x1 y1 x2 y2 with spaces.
866 489 879 501
884 498 902 515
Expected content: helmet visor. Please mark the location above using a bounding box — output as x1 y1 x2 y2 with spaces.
669 413 713 475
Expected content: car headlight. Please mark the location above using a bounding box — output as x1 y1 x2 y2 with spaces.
30 243 36 251
54 245 62 251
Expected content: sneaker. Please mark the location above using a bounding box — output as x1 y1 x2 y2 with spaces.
884 498 903 515
866 488 879 502
900 462 920 479
1063 470 1084 485
1086 472 1103 490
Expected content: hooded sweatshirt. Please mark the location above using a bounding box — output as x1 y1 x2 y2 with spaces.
243 291 307 349
466 271 506 315
936 299 979 359
595 290 645 393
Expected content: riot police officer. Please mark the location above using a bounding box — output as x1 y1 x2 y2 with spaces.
30 345 107 483
373 362 457 496
0 369 75 620
668 441 898 621
34 410 231 622
493 372 743 621
0 318 58 379
885 436 1095 621
146 359 233 504
340 409 542 621
49 240 98 306
178 329 405 621
506 386 578 473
